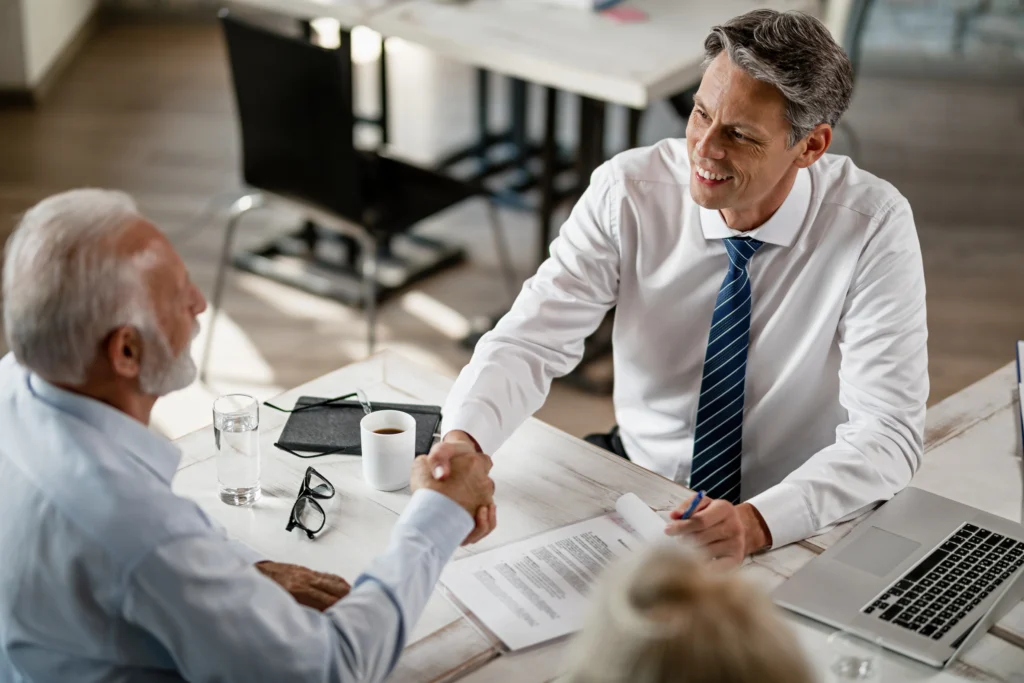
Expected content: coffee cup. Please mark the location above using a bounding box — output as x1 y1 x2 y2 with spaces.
360 410 416 491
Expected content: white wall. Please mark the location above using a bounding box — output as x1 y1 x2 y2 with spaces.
0 0 27 87
21 0 98 86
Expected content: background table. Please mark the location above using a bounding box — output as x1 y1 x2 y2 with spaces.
369 0 817 110
226 0 392 28
173 352 1024 681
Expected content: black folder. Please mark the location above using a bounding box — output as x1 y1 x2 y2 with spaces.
275 397 442 456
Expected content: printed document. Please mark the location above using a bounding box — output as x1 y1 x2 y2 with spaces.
440 493 668 650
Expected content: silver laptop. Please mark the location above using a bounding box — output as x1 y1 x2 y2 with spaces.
773 487 1024 668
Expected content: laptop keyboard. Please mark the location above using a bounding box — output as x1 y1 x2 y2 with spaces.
861 523 1024 641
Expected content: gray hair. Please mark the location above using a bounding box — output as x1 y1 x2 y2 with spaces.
2 189 152 384
704 9 854 147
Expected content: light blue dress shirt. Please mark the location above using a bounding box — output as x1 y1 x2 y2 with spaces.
0 353 474 683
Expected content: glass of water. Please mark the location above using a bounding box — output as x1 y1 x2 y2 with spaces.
827 630 884 682
213 394 261 506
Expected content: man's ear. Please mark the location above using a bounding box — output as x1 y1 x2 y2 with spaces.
794 123 832 169
107 326 143 380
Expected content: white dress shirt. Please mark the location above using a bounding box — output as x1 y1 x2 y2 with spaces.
442 138 928 549
0 353 473 683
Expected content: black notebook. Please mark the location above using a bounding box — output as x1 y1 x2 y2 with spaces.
276 397 442 456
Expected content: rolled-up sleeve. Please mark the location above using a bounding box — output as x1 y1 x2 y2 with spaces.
122 489 473 683
442 164 622 456
748 198 928 548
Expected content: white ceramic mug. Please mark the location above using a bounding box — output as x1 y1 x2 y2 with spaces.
360 410 417 491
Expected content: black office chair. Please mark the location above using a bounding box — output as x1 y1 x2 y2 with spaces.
201 11 515 381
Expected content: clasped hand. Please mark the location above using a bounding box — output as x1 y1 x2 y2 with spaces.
414 433 497 545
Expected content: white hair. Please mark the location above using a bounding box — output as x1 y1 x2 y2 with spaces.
2 189 154 385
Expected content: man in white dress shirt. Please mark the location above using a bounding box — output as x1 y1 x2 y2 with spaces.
429 9 928 567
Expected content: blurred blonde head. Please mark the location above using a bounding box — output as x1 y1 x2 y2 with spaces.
561 543 814 683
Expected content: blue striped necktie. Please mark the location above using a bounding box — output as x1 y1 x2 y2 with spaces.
687 236 765 504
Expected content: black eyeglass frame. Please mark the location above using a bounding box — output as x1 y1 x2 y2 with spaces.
265 390 374 459
286 466 336 539
264 392 357 414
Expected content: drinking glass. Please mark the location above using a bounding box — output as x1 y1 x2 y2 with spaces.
827 630 884 682
213 394 261 506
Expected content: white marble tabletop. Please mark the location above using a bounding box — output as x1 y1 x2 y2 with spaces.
172 352 1024 681
368 0 818 108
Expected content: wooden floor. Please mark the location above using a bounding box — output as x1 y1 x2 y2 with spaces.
1 20 1022 439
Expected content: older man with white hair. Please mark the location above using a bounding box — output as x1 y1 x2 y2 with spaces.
0 189 497 683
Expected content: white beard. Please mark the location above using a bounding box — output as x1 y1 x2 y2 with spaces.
139 322 199 397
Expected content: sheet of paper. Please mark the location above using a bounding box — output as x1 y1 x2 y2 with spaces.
440 494 661 650
615 492 667 541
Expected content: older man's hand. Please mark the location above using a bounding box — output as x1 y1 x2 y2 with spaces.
256 561 351 611
412 444 497 545
663 494 772 569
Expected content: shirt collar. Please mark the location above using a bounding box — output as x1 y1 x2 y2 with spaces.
698 167 811 247
26 373 182 484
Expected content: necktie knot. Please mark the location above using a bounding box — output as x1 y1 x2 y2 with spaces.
724 237 764 270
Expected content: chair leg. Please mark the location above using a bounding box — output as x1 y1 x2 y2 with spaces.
362 235 379 357
627 106 643 149
199 193 264 384
378 35 389 147
486 200 519 304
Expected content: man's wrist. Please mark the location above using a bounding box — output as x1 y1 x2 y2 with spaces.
443 430 482 453
738 503 773 555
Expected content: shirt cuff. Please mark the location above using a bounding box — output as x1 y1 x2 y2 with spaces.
227 538 264 565
396 489 475 561
440 410 502 458
746 482 815 550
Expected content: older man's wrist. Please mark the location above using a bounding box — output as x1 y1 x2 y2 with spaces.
739 503 773 555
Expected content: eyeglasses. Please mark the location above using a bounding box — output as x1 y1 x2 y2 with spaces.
286 467 336 539
267 390 374 460
264 389 372 415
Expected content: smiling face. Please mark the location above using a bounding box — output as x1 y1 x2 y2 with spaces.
686 53 822 230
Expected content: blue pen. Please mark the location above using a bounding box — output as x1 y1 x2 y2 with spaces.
682 491 705 520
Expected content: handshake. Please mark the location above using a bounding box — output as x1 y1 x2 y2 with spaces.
411 431 497 545
258 431 497 613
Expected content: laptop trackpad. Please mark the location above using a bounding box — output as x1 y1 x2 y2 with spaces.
835 527 921 577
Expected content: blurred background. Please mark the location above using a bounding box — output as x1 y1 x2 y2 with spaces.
1 0 1022 439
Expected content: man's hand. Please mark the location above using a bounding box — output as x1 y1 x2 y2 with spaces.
663 494 772 569
255 561 351 611
411 448 496 546
424 431 482 480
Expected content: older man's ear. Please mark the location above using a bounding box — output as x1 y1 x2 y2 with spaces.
107 326 142 380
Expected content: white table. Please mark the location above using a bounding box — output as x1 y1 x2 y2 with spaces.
173 352 1024 681
369 0 816 110
225 0 817 109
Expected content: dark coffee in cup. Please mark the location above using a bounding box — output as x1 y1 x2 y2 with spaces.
374 428 405 435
